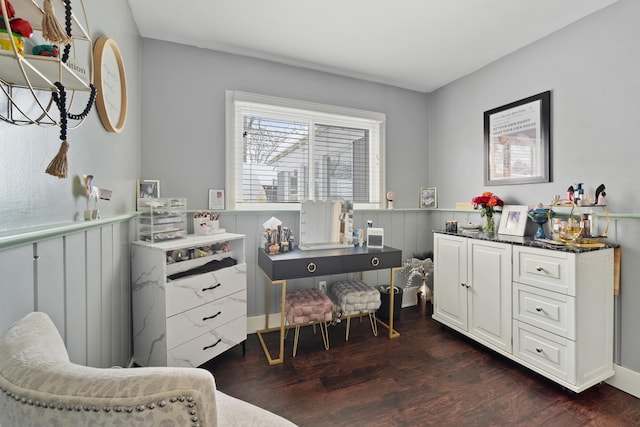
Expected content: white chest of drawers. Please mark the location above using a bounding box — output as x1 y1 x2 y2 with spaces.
132 233 247 367
433 232 615 392
512 245 614 391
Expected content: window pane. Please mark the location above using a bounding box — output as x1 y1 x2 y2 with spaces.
313 124 369 202
242 116 308 203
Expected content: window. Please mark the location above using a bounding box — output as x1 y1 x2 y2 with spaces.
225 91 385 210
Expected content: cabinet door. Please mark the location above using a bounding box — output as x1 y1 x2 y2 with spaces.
433 234 468 330
468 239 512 352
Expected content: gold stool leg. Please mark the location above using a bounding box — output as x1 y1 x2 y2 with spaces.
293 324 300 357
369 312 378 336
345 315 351 341
320 321 330 350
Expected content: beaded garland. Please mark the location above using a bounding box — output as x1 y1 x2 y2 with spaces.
44 0 97 178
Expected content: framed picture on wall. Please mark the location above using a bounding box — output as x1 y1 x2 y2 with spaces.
420 187 437 208
136 179 160 210
484 91 551 185
208 189 225 210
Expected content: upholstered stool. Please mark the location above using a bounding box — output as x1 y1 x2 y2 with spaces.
328 279 381 340
285 288 333 357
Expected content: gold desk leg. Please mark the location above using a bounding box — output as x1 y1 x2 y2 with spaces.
375 266 401 339
256 270 287 365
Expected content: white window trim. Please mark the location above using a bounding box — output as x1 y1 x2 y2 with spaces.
225 90 386 211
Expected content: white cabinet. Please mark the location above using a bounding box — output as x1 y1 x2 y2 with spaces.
433 234 511 353
132 233 247 367
433 232 614 392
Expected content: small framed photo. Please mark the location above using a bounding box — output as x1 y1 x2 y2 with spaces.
136 179 160 209
420 187 437 208
208 189 225 210
498 205 529 236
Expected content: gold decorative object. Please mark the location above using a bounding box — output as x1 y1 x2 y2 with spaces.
548 199 610 248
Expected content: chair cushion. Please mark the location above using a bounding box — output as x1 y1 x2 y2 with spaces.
285 289 332 324
329 279 381 313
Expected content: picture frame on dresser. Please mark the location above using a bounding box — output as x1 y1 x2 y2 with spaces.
498 205 528 236
136 179 160 210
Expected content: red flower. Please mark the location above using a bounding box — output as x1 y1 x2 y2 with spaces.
472 192 504 216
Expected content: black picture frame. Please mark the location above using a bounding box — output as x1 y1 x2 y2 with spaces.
484 91 551 185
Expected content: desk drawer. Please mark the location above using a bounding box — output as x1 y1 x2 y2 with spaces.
261 253 344 280
166 289 247 350
513 247 572 295
513 320 575 383
346 251 402 271
166 263 246 317
513 283 575 339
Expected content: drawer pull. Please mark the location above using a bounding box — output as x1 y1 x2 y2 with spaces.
371 257 380 267
536 266 544 272
307 262 317 273
203 338 222 351
535 347 543 353
202 283 221 292
535 307 543 312
203 311 222 321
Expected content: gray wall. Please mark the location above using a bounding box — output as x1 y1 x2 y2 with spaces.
427 0 640 372
0 0 141 231
139 40 429 208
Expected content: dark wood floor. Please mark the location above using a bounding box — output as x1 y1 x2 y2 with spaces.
202 301 640 426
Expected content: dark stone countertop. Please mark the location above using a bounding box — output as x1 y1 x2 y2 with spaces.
433 230 618 253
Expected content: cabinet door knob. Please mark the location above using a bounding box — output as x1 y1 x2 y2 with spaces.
535 307 543 312
536 266 544 272
371 257 380 267
460 283 466 287
307 262 317 273
202 283 221 292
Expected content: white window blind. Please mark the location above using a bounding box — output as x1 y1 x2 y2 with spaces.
226 91 385 210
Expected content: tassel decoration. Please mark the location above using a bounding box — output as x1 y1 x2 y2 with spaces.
42 0 70 45
45 140 69 178
46 82 70 179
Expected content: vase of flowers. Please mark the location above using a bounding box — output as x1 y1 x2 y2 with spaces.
472 192 504 235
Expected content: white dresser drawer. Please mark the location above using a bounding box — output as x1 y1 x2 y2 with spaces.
513 283 575 339
167 316 247 367
513 247 574 295
166 263 246 317
513 320 575 383
166 289 247 350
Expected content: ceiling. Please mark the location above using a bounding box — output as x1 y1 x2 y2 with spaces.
127 0 618 93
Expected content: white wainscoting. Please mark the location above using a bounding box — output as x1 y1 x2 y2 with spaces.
0 215 135 368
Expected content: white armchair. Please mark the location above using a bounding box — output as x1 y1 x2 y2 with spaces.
0 312 296 427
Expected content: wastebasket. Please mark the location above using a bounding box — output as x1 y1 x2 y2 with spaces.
377 285 403 321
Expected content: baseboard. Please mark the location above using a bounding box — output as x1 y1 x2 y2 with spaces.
247 313 283 334
606 364 640 399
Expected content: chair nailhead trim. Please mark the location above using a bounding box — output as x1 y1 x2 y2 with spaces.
1 387 201 421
